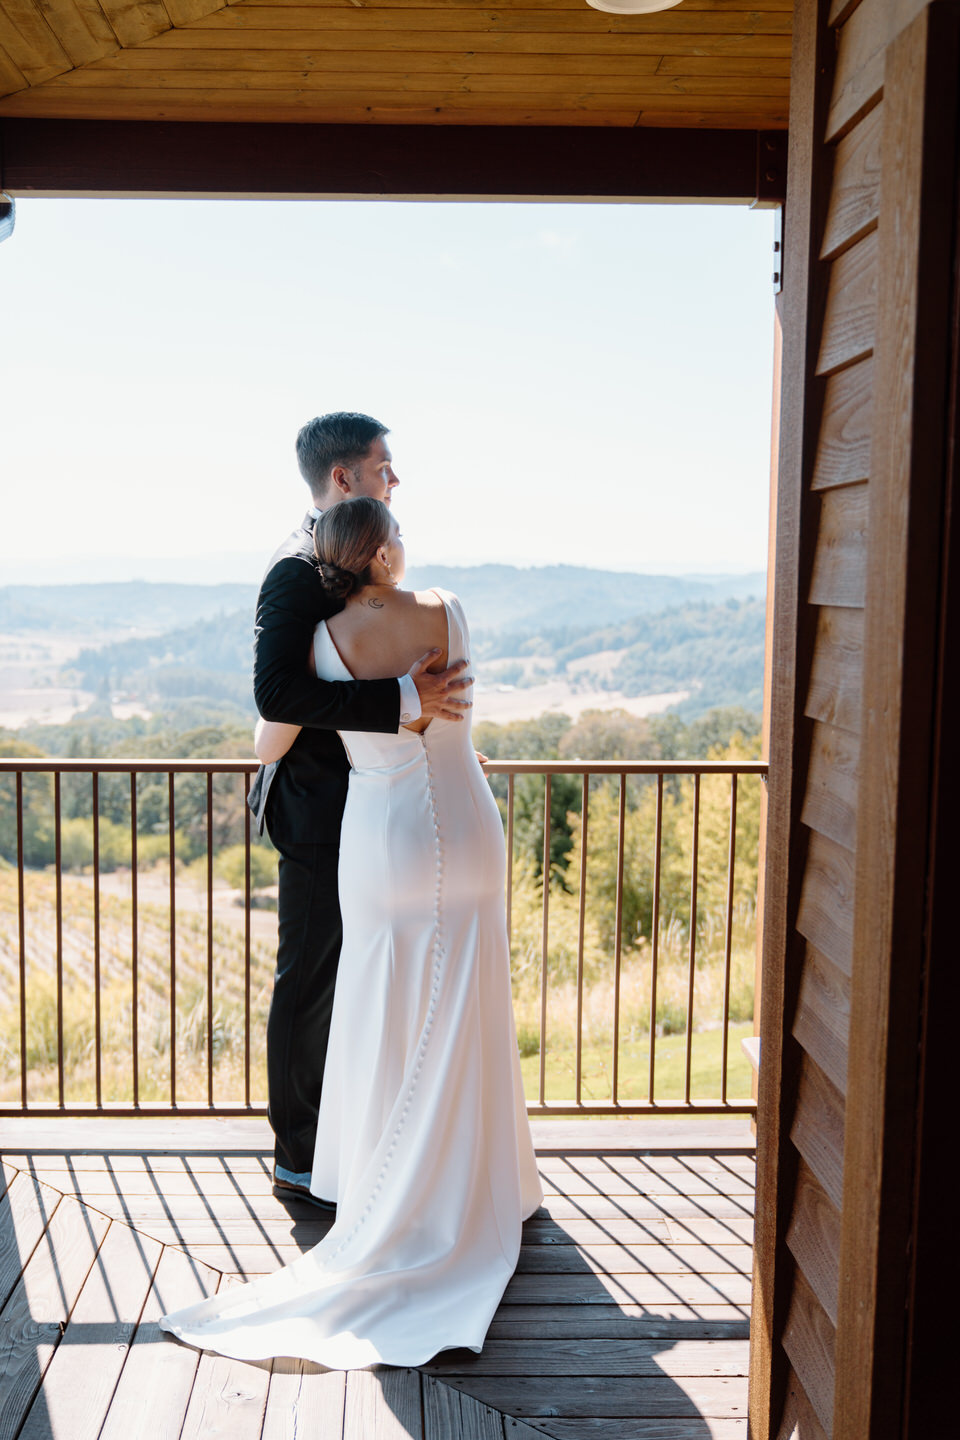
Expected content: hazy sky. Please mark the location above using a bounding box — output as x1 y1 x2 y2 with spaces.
1 198 776 585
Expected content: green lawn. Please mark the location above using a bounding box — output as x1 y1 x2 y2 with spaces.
519 1020 754 1106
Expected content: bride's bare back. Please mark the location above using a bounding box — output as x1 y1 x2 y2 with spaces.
326 587 449 735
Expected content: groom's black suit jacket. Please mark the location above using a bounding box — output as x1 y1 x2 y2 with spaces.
250 513 401 844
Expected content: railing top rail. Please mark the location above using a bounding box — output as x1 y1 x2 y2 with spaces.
0 757 768 776
483 760 768 775
0 758 261 774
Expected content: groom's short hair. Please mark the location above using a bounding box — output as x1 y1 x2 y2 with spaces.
296 412 389 498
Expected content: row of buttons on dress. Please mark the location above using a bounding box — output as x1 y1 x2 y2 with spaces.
325 732 445 1262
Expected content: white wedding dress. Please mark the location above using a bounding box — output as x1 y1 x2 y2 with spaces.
160 588 542 1368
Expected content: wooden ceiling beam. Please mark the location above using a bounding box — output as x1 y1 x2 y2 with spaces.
0 116 787 200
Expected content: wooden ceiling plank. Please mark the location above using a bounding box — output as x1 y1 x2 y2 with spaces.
638 109 788 127
0 0 793 129
132 26 792 58
35 65 788 105
2 74 654 104
0 38 28 94
0 0 72 83
67 45 668 75
67 58 788 98
0 90 651 122
0 84 783 125
162 0 229 24
636 91 788 112
100 45 791 82
656 53 791 76
241 0 794 10
33 0 118 65
94 0 172 46
184 9 793 35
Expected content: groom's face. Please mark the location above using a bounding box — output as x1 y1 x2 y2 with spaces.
346 437 399 505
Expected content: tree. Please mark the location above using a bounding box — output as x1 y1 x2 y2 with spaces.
558 708 659 763
0 735 53 867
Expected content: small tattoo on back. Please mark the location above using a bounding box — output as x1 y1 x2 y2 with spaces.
366 597 385 610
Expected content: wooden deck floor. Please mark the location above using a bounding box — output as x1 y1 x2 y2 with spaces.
0 1117 754 1440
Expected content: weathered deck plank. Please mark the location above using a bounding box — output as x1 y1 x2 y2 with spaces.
262 1357 346 1440
0 1192 109 1440
440 1374 748 1418
343 1368 423 1439
18 1219 161 1440
97 1245 220 1440
0 1170 61 1311
423 1339 750 1377
179 1275 272 1440
487 1306 750 1340
519 1422 746 1439
423 1375 506 1439
0 1119 754 1439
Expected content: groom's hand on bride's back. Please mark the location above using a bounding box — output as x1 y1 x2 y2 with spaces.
408 651 472 721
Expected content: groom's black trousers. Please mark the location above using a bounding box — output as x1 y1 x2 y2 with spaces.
267 837 342 1178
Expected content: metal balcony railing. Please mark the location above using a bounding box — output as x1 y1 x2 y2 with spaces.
0 757 765 1118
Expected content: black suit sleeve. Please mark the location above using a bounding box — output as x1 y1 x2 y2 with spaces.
253 554 401 732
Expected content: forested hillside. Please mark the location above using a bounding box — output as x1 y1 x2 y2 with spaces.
61 588 763 722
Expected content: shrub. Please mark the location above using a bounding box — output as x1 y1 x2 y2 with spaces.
216 843 277 892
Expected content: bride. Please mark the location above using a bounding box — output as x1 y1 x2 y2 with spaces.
160 497 542 1369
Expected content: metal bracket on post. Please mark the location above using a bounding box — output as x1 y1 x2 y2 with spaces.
754 131 788 207
753 131 787 295
772 206 784 294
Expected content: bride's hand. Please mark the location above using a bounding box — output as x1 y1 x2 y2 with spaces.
407 651 473 721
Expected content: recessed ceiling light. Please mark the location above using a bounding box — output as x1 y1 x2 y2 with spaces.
586 0 683 13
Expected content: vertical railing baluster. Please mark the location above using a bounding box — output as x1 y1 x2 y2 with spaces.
16 772 26 1110
575 775 589 1109
649 773 663 1105
207 772 214 1108
54 771 63 1108
92 773 102 1110
168 772 177 1106
539 773 551 1107
721 773 738 1104
0 756 767 1120
244 774 252 1110
506 773 515 943
684 773 701 1106
130 772 139 1107
612 773 626 1105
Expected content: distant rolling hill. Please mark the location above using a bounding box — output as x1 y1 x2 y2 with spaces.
1 565 764 639
0 581 257 634
46 571 765 725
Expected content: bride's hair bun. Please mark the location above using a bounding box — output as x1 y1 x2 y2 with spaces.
317 560 358 599
314 497 393 599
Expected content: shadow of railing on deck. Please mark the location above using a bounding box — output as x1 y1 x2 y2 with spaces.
1 1139 754 1436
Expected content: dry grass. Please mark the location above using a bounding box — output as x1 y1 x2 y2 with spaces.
1 868 755 1109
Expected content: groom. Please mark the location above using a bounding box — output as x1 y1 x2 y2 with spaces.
251 412 471 1204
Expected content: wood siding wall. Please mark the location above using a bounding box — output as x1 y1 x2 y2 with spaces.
751 1 960 1437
